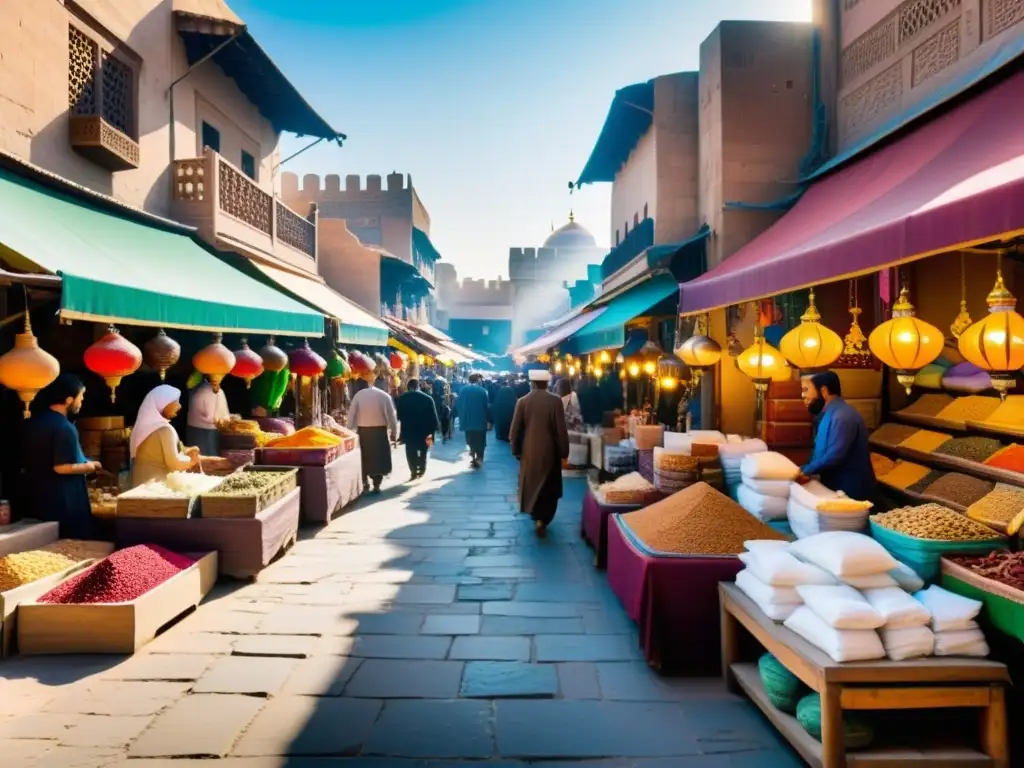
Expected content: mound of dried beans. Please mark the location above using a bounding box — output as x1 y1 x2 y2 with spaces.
949 551 1024 592
39 544 196 604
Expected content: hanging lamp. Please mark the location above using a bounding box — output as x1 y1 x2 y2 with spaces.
229 338 264 389
258 337 288 372
143 329 180 381
193 333 236 393
0 313 60 418
957 251 1024 398
736 323 789 390
867 285 943 395
779 288 843 371
84 326 142 403
950 253 974 339
289 342 328 379
675 313 722 386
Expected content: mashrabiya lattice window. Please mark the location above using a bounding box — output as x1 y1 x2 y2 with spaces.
67 24 136 140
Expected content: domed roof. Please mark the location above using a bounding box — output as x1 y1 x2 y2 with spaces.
544 212 596 249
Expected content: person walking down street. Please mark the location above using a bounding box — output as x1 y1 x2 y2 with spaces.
492 378 517 442
431 378 452 443
396 379 439 480
457 373 491 468
348 371 398 493
509 369 570 538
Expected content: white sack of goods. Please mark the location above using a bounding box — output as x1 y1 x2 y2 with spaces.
933 627 990 657
784 606 886 662
861 587 931 628
735 569 801 622
736 483 788 522
738 549 836 587
914 585 983 632
788 531 899 580
740 451 800 482
795 584 886 630
719 438 768 490
879 625 935 660
597 472 654 505
663 430 725 453
787 480 872 539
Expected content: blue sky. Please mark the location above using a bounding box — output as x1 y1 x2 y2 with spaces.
234 0 811 278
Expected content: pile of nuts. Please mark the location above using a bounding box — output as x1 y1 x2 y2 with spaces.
872 503 1001 541
39 545 195 604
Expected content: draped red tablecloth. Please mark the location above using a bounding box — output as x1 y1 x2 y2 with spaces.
580 484 643 569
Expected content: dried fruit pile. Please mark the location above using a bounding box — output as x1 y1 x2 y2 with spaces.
949 551 1024 591
620 481 786 555
38 545 195 604
873 503 1001 541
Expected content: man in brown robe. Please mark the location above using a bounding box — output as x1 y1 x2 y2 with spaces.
509 369 570 538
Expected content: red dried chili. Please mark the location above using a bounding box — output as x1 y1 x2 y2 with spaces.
39 544 196 604
983 444 1024 474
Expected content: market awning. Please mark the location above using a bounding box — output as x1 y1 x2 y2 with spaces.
173 2 343 140
577 80 655 186
562 274 678 356
251 262 389 346
514 307 609 358
680 70 1024 315
412 227 442 265
0 167 323 336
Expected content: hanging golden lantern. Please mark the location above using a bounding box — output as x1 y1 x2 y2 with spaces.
957 254 1024 398
779 288 843 371
675 313 722 389
143 329 180 381
0 314 60 418
598 350 611 365
950 253 974 339
193 333 236 393
737 325 789 390
553 359 563 374
868 286 943 395
657 355 684 391
567 364 577 376
84 326 142 403
593 365 603 378
628 362 641 378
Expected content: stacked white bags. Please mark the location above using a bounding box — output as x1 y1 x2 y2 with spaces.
736 540 834 621
737 452 800 522
719 438 767 498
787 480 873 539
915 585 990 658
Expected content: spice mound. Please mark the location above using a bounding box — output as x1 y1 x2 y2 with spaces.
870 423 919 447
878 461 931 490
619 482 786 555
873 503 1002 541
980 396 1024 430
948 551 1024 591
984 444 1024 474
206 471 291 496
0 550 78 592
919 472 994 507
265 427 341 449
966 484 1024 535
898 429 952 453
898 394 953 418
39 544 196 604
598 472 654 505
935 436 1004 463
41 540 110 562
870 453 896 477
934 395 1001 425
906 469 943 494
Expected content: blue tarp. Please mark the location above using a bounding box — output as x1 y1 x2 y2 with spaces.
561 274 678 356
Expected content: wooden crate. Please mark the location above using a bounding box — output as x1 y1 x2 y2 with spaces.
0 541 114 657
17 551 218 655
115 493 195 520
201 469 298 519
259 444 343 467
0 522 59 559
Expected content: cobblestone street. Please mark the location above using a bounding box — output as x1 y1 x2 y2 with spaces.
0 437 798 767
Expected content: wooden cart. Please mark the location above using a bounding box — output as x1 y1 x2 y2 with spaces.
719 583 1010 768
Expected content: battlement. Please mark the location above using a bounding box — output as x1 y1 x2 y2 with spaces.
438 274 514 307
281 172 413 199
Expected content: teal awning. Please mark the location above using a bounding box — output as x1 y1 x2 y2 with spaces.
412 227 442 263
647 224 711 282
561 274 678 356
0 168 323 336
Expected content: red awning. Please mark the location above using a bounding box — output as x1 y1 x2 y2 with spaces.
680 70 1024 315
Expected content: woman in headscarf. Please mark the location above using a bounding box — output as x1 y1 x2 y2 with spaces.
130 385 199 487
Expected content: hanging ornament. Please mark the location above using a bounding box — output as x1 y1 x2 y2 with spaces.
326 351 347 380
389 351 404 371
950 253 974 339
349 351 373 377
675 313 722 387
779 288 844 371
84 325 142 403
598 350 612 365
957 252 1024 399
635 340 663 377
842 281 871 359
737 324 789 391
0 313 60 418
258 336 288 372
289 340 327 378
868 286 943 395
229 338 264 389
193 333 236 393
143 329 180 381
656 354 685 391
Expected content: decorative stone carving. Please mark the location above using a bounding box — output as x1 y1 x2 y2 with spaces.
100 52 133 137
68 27 96 115
840 63 904 144
173 159 206 202
912 21 961 86
275 200 315 257
218 158 272 235
984 0 1024 38
898 0 962 43
841 14 897 86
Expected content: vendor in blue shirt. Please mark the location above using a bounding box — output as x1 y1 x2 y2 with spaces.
799 370 876 501
24 374 103 539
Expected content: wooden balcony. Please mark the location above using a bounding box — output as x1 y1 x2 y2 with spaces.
69 115 140 172
172 148 318 272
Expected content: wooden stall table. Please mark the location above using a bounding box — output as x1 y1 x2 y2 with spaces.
258 449 363 526
719 583 1010 768
115 488 301 579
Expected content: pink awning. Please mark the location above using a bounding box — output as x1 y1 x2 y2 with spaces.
514 307 608 357
680 70 1024 315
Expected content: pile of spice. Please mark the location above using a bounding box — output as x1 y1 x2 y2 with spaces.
933 395 1002 426
0 550 78 592
919 472 994 507
979 396 1024 431
206 471 292 497
598 472 655 505
264 427 342 449
898 393 954 418
899 429 953 453
869 423 920 447
870 453 896 478
906 469 944 494
873 503 1002 541
619 482 786 555
39 545 196 604
948 551 1024 591
41 540 109 562
935 436 1005 463
878 461 932 490
984 444 1024 474
966 484 1024 535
